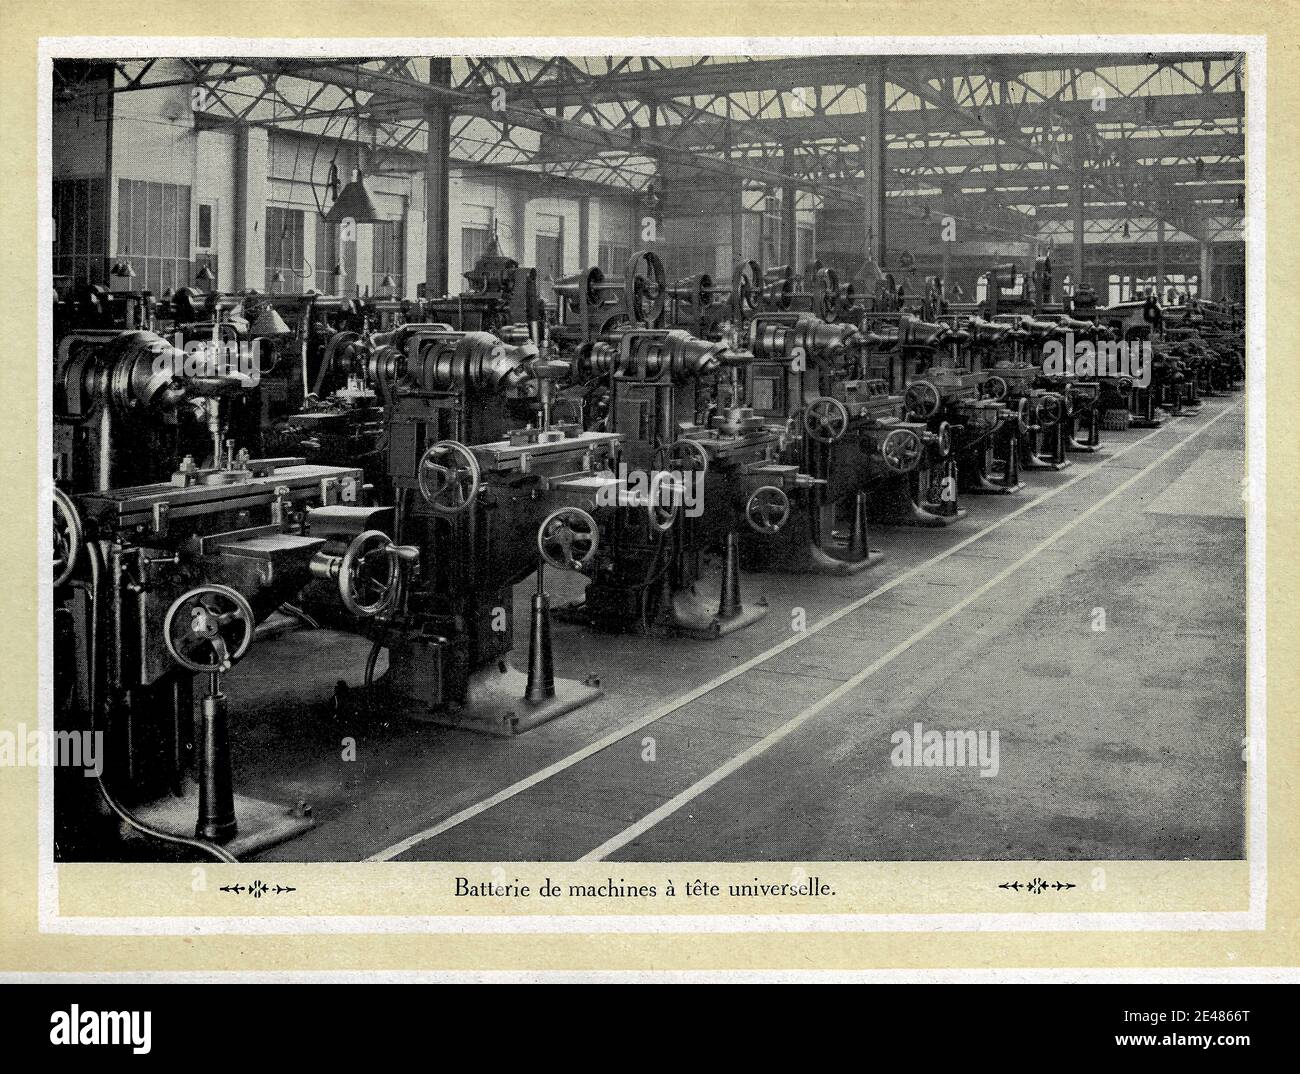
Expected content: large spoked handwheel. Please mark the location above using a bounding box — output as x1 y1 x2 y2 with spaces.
733 260 763 313
1034 394 1064 428
803 397 849 444
668 437 711 477
745 486 790 535
880 428 924 474
936 420 953 457
646 473 681 534
1016 397 1038 435
53 488 83 588
163 584 255 674
904 380 941 420
983 375 1009 401
625 250 666 324
417 440 481 516
537 507 599 572
338 531 403 618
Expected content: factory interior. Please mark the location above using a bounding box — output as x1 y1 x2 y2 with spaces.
49 53 1248 865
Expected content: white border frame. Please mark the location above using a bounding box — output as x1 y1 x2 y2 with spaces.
35 34 1267 937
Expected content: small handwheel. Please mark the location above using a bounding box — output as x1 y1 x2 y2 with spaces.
983 375 1009 401
1016 397 1037 434
1034 394 1064 428
904 380 941 420
537 507 599 571
803 397 849 444
668 437 710 476
417 440 481 516
733 260 763 313
745 486 790 535
163 584 255 674
881 428 924 474
338 530 402 618
646 473 680 534
53 488 83 588
936 420 953 457
625 250 666 324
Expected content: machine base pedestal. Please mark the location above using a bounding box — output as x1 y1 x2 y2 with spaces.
410 663 603 737
667 585 768 638
808 541 885 575
1066 437 1102 454
964 469 1023 495
129 784 315 860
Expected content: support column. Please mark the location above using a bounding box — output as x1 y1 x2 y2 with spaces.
1155 205 1166 301
424 58 452 298
725 122 744 267
781 143 798 270
1199 241 1214 300
1070 130 1086 294
860 61 886 272
577 195 591 269
232 124 268 291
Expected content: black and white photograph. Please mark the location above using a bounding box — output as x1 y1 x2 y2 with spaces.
45 46 1252 873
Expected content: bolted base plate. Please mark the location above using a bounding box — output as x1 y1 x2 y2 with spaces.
666 585 769 639
406 662 603 737
128 783 315 860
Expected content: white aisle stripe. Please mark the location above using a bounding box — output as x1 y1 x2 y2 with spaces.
368 415 1188 861
580 403 1240 862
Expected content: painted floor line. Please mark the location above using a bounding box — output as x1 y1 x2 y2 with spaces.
580 401 1241 862
367 412 1189 861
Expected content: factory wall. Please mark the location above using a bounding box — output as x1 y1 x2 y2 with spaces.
53 72 821 302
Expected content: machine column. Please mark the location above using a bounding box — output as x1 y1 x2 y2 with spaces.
859 61 886 270
424 58 452 299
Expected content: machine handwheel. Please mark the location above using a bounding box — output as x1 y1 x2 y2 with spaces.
733 260 763 313
647 473 680 534
904 380 941 420
1035 394 1064 428
803 397 849 444
983 375 1009 401
417 440 481 516
537 508 599 572
881 428 924 474
668 438 711 476
338 530 402 618
1016 397 1037 434
625 251 666 324
163 584 255 674
53 488 83 588
936 420 953 457
745 486 790 535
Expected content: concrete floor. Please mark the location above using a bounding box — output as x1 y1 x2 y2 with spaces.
229 396 1246 863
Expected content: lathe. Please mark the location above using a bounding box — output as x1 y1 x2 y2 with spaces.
53 327 417 861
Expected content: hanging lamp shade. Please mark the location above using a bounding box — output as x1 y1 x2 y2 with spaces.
111 260 136 279
196 262 216 285
251 305 291 336
324 170 384 224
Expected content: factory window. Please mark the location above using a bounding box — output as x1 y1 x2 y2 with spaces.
599 241 630 275
372 219 406 296
53 176 108 286
760 195 783 265
796 225 814 268
462 225 491 275
265 206 305 293
534 215 564 304
115 178 192 295
194 199 219 290
314 217 356 295
197 202 214 250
